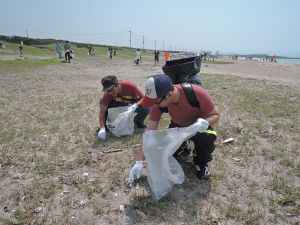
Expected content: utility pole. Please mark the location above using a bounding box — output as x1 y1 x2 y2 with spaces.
163 41 164 51
129 30 132 48
142 36 144 49
155 40 157 50
26 30 28 38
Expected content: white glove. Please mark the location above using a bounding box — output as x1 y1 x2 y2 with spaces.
128 103 138 112
97 128 106 140
193 118 209 133
127 161 143 184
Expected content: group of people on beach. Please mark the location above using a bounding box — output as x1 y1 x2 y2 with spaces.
55 41 74 63
97 55 220 189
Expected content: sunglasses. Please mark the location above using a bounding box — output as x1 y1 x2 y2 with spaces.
105 85 116 92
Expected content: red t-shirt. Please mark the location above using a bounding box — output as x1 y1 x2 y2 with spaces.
101 81 143 106
149 84 215 126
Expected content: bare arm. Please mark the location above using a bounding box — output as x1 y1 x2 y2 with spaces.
99 104 108 128
203 107 220 126
137 120 159 161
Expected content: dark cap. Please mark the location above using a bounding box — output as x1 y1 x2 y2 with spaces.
101 75 118 91
140 74 173 108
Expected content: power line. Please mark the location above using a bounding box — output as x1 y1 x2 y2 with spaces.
0 29 188 52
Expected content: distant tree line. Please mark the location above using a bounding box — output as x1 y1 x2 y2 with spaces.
0 35 128 51
0 35 57 45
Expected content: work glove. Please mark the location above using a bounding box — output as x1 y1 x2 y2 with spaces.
97 128 106 141
128 103 138 112
127 161 143 185
193 118 209 133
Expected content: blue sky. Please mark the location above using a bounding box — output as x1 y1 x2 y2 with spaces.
1 0 299 57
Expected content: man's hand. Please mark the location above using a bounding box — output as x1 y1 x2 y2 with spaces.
193 118 209 133
128 103 138 112
127 161 143 185
97 128 106 141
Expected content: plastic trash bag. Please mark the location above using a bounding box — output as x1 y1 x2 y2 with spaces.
106 106 135 137
143 124 200 201
70 52 75 60
162 56 202 85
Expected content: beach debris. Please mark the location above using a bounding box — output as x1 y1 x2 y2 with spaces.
83 172 89 182
79 200 85 207
103 149 122 153
232 157 241 162
12 173 21 179
119 205 125 211
130 144 141 148
83 172 89 177
59 190 70 196
223 138 234 144
34 206 43 213
69 136 78 144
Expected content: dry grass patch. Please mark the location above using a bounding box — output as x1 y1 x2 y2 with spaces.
0 58 299 224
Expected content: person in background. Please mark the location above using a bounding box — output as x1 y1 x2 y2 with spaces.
164 51 170 61
128 74 220 183
64 41 71 63
154 50 160 66
55 42 62 58
19 41 23 57
108 47 113 59
98 75 150 141
135 49 142 65
87 44 91 55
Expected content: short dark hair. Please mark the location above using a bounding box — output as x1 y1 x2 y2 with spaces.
101 75 118 91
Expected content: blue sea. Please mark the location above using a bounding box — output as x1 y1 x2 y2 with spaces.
276 58 300 64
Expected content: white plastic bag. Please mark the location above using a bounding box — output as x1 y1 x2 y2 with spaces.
106 106 135 137
143 124 200 201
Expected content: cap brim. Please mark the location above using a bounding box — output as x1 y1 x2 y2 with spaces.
140 96 158 108
102 84 115 91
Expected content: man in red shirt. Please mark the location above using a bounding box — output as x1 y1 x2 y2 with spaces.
98 75 149 140
128 74 220 181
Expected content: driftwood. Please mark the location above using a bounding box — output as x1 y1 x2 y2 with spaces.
103 143 141 153
103 149 123 153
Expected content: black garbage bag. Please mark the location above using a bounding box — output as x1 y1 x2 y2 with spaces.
162 56 202 85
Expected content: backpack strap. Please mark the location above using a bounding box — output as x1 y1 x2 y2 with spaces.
180 83 200 108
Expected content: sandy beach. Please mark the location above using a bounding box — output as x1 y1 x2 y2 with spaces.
202 59 300 88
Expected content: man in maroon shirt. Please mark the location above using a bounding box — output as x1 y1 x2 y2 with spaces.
128 74 220 182
98 75 149 140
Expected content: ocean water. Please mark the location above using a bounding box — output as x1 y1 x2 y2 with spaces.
276 58 300 64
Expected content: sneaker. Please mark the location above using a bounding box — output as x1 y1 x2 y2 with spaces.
195 164 210 180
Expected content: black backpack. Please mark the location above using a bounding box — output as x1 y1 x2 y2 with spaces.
161 55 203 109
